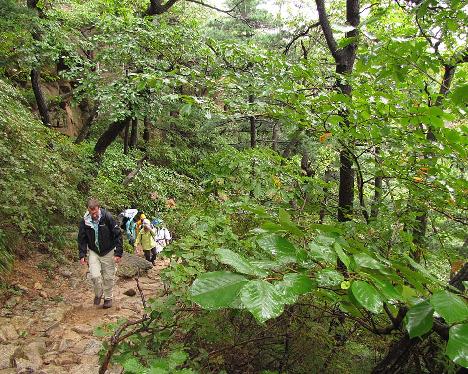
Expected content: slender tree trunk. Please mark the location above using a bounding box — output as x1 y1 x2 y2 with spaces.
143 117 150 142
30 68 50 126
315 0 359 223
94 117 131 161
123 120 130 155
371 147 382 219
75 102 97 144
272 123 279 151
412 64 457 256
249 94 256 148
319 168 333 223
130 117 138 148
28 0 51 127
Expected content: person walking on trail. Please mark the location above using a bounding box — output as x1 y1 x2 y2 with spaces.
134 219 157 266
78 198 122 309
120 208 138 245
153 219 172 255
135 212 146 236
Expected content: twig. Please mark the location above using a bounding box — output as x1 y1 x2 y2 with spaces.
135 277 148 311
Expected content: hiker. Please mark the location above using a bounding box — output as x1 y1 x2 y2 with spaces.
126 216 137 245
78 198 122 309
153 219 172 254
135 212 146 236
119 208 138 245
134 219 157 265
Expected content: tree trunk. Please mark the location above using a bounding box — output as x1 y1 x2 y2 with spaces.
319 168 333 223
370 147 382 219
75 101 97 144
30 69 51 126
123 120 130 155
272 123 279 151
249 94 256 148
315 0 359 223
130 117 138 148
94 117 131 161
412 64 457 256
143 117 151 142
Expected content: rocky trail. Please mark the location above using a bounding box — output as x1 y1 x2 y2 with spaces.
0 252 168 373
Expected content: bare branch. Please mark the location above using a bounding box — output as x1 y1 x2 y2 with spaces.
284 22 320 55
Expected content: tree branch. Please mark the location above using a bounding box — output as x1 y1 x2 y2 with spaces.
284 22 320 55
315 0 339 59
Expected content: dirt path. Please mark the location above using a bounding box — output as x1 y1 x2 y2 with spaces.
0 253 168 373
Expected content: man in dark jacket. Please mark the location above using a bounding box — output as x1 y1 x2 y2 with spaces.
78 198 122 309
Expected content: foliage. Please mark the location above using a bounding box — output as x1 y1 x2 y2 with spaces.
0 79 89 266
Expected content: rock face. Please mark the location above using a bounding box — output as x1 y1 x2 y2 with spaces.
116 252 153 278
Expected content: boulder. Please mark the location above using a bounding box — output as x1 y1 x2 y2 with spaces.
0 320 18 343
0 345 19 369
116 252 152 278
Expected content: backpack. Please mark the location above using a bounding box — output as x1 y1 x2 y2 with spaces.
120 216 129 230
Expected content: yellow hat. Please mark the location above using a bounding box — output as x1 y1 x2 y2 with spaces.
140 213 146 220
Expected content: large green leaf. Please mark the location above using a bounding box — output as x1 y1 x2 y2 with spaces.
405 301 434 338
333 242 350 269
350 281 383 314
275 273 316 303
217 248 267 277
308 242 336 264
240 280 285 323
316 269 344 287
190 271 248 309
430 290 468 324
354 253 384 270
368 275 402 301
446 324 468 368
257 234 298 261
278 208 303 236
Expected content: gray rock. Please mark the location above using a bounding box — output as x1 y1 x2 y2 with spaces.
0 345 19 369
83 339 102 355
116 252 152 278
0 321 18 343
14 358 39 372
71 325 92 335
24 339 46 368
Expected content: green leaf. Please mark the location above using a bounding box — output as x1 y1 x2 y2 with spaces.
368 275 402 301
275 273 316 303
257 234 298 261
180 103 192 116
354 253 384 270
447 324 468 368
316 269 344 287
308 242 336 264
350 281 383 314
217 248 268 277
333 242 350 269
278 208 303 236
405 301 434 338
430 290 468 324
190 271 248 309
451 84 468 105
240 280 285 323
123 357 146 374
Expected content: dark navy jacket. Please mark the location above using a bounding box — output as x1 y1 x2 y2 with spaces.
78 208 123 259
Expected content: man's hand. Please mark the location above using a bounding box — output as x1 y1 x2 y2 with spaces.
80 258 87 265
114 256 122 264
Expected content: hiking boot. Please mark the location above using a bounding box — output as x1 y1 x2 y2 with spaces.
93 295 102 305
103 299 112 309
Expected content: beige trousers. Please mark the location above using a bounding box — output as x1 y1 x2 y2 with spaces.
88 250 116 300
